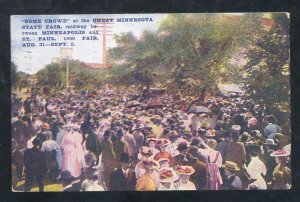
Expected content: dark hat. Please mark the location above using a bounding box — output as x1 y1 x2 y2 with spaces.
231 131 239 141
240 132 251 143
119 152 133 163
190 137 201 146
85 167 98 179
58 170 76 181
177 142 189 151
116 129 124 137
32 137 41 146
103 130 111 137
248 144 261 156
187 146 199 159
182 133 193 140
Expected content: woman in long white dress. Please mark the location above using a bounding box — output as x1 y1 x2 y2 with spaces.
61 124 86 177
246 149 267 189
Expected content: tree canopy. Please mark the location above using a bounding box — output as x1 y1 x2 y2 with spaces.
242 13 290 124
108 13 262 92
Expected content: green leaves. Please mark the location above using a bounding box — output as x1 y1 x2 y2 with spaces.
242 13 290 125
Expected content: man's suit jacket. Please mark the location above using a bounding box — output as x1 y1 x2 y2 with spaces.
225 141 246 167
109 168 136 191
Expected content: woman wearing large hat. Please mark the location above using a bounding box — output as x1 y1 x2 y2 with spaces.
135 146 156 179
145 137 160 156
157 168 179 191
261 138 278 185
136 160 160 191
270 150 291 189
175 165 196 190
153 138 174 166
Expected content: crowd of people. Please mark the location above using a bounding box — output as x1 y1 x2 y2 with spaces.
11 87 291 191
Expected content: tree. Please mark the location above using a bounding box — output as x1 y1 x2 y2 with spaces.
17 79 29 92
109 14 261 95
36 59 104 90
242 13 290 125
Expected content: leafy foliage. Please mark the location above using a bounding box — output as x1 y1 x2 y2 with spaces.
242 13 290 124
36 59 105 90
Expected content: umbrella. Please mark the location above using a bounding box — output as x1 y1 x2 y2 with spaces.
127 100 141 108
188 106 211 114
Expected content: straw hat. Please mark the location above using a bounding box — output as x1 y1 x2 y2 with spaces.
175 165 195 176
222 161 240 171
126 114 137 120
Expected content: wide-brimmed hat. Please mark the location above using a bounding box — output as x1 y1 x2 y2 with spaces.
222 161 240 171
156 138 170 147
231 125 241 131
146 137 157 143
248 117 257 126
137 146 154 160
150 115 161 120
157 158 170 168
159 168 179 183
126 114 137 120
263 139 277 146
119 152 133 163
175 165 195 176
143 160 160 170
183 126 192 133
270 149 290 157
205 129 216 137
200 122 208 129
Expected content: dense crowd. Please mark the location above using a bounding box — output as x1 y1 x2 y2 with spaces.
11 88 291 191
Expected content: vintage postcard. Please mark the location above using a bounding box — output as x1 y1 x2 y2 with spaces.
11 13 290 192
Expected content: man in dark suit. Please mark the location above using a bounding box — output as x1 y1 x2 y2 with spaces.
24 138 46 192
109 152 136 191
173 142 189 166
186 147 208 190
11 112 25 146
